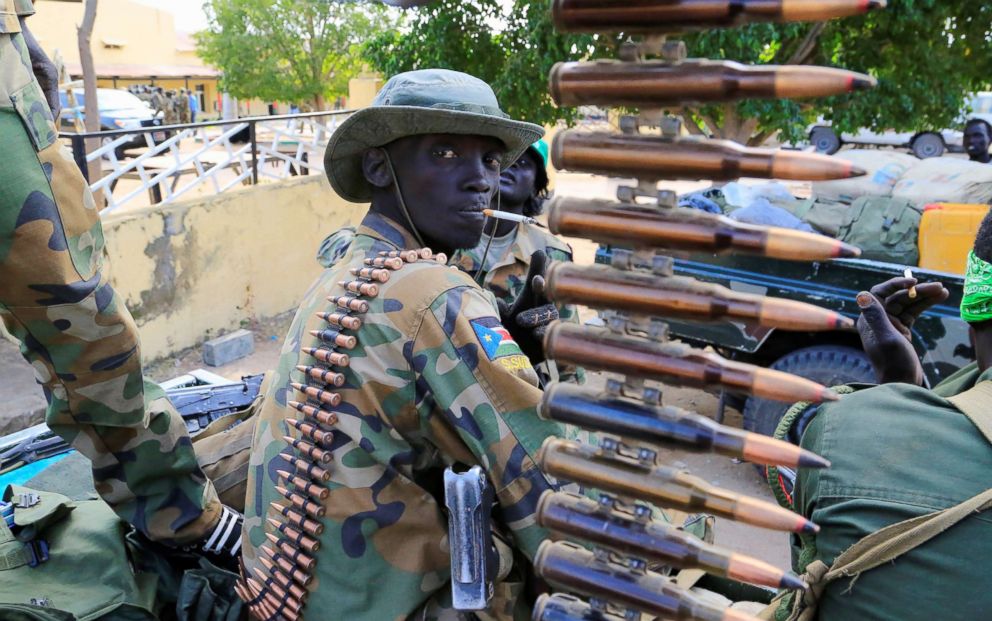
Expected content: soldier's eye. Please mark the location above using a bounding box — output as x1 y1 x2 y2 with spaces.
484 154 501 168
433 148 457 159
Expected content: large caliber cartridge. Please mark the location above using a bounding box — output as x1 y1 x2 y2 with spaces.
551 60 875 108
535 540 764 621
537 438 818 533
546 197 861 261
545 263 853 331
541 383 830 468
552 131 866 182
544 323 836 404
538 491 807 589
552 0 886 34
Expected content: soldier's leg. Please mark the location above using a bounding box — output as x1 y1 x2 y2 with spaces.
0 91 220 544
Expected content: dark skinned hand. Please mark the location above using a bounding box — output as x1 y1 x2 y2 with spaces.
856 276 949 386
496 250 559 365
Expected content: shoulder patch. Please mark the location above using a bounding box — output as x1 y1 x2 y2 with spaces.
470 317 531 371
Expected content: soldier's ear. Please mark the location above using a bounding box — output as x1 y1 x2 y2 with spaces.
362 148 393 188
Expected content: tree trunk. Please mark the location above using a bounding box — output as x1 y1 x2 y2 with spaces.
313 93 326 112
77 0 101 198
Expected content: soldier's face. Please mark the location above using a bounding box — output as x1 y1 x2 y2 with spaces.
387 134 505 251
496 150 539 213
965 124 991 160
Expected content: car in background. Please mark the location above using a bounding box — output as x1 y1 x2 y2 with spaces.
809 92 992 159
59 88 167 158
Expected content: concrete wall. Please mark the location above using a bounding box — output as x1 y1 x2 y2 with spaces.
100 177 366 361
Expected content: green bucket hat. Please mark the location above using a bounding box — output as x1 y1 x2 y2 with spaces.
324 69 545 203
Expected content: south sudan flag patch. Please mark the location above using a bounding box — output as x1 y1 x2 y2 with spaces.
470 317 531 372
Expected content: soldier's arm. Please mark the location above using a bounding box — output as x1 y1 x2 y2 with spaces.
414 284 563 559
18 16 61 119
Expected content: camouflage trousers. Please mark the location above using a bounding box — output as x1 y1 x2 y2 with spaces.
0 53 219 544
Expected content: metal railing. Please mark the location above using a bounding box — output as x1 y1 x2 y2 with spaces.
63 110 354 214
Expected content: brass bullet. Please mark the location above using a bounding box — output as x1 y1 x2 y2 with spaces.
309 328 357 350
295 364 346 388
254 562 309 602
338 279 380 297
283 450 333 482
265 532 318 572
259 546 314 587
366 256 405 270
433 252 448 264
267 517 322 553
545 323 837 404
537 491 807 590
538 438 819 534
350 266 391 283
328 295 369 314
540 383 830 469
315 311 363 330
551 60 875 108
552 131 866 182
260 556 310 591
418 247 434 259
534 540 764 621
551 0 886 33
247 577 304 613
545 263 854 332
278 469 331 501
287 400 339 427
284 418 334 448
276 485 327 518
301 347 350 367
290 382 342 407
547 196 861 261
384 249 420 262
282 435 333 464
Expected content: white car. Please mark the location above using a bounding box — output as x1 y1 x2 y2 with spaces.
809 93 992 159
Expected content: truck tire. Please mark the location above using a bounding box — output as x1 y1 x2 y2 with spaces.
742 345 876 438
911 132 945 159
810 126 841 154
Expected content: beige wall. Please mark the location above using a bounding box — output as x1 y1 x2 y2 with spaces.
100 177 367 361
30 0 205 70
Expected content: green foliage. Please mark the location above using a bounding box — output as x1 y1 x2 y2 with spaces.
196 0 392 107
361 0 992 144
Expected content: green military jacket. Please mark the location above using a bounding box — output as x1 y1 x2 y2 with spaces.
452 222 585 384
244 213 564 620
793 362 992 621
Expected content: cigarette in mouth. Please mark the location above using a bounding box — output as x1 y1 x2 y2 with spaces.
482 209 540 226
904 268 917 299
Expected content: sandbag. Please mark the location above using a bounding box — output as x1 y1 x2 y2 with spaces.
812 150 918 204
892 157 992 205
836 196 923 265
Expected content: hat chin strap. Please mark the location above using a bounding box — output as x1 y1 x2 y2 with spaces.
382 150 428 249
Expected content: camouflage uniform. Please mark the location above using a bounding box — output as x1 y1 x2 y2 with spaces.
244 212 564 620
0 0 219 544
453 222 585 384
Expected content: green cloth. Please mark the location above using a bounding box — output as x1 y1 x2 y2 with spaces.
528 139 549 169
793 362 992 621
961 250 992 323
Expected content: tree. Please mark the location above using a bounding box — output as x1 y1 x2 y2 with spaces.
196 0 393 110
77 0 101 190
362 0 992 144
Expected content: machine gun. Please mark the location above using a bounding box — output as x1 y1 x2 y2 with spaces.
529 1 886 619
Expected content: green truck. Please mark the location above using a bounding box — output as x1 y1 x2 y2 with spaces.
596 249 971 437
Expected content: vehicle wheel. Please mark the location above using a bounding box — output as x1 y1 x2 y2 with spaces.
911 133 945 159
809 127 841 155
742 345 876 439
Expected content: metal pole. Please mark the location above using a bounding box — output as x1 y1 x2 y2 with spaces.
249 120 259 185
71 134 90 182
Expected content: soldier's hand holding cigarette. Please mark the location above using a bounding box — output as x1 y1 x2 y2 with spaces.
856 275 949 386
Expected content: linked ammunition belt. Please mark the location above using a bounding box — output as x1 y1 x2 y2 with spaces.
530 2 886 620
235 247 447 621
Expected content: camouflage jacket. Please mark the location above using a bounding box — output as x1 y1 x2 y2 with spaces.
453 223 585 384
2 0 33 33
244 212 564 620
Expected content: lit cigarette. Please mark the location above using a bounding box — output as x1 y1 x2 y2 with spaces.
904 268 917 299
482 209 539 226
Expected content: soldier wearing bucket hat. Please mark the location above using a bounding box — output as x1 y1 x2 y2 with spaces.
242 70 567 620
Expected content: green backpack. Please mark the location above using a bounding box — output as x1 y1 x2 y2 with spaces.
0 485 245 621
835 196 923 265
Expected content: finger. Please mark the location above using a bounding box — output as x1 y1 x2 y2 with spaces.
516 304 559 328
869 277 917 300
857 291 893 335
898 286 951 325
